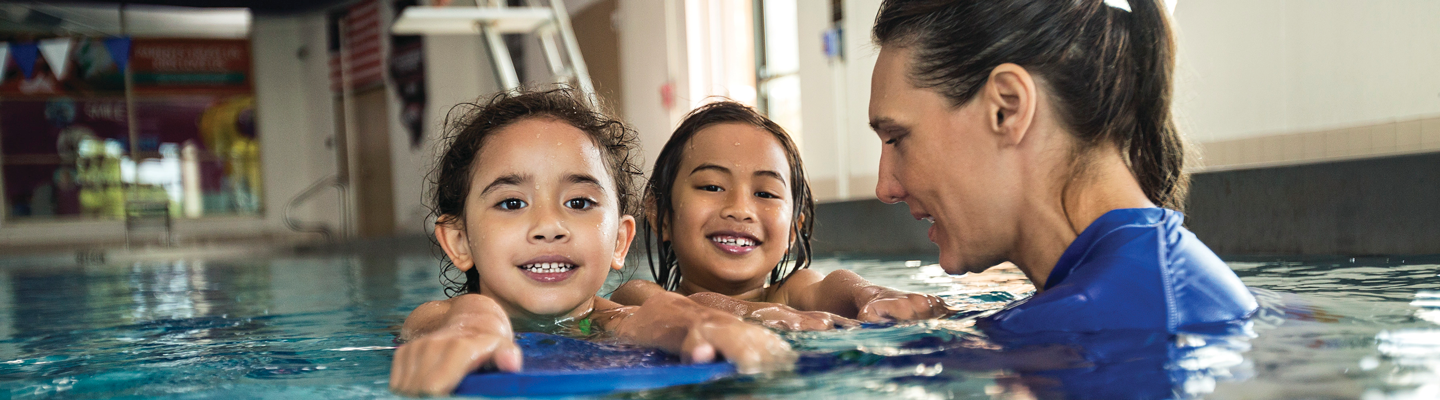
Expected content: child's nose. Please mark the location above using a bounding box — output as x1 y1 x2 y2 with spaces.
529 207 570 242
721 192 757 222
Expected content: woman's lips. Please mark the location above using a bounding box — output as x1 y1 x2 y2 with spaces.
709 233 760 255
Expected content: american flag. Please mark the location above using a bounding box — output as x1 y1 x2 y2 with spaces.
330 0 386 91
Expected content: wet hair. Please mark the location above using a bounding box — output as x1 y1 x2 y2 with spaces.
431 87 642 297
873 0 1188 209
644 100 815 291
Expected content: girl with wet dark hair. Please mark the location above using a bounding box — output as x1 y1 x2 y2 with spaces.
611 100 952 331
867 0 1255 334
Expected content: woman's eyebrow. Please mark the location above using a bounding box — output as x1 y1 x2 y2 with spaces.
869 116 892 132
479 173 529 196
870 117 901 133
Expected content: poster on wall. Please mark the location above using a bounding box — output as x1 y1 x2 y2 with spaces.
0 38 258 220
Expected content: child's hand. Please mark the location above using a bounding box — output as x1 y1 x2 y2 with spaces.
608 292 797 374
856 288 953 322
679 312 799 374
390 328 522 396
390 295 522 396
749 305 861 331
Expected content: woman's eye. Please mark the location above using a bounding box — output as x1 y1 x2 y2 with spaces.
884 131 907 145
699 185 723 192
565 198 596 210
497 199 527 210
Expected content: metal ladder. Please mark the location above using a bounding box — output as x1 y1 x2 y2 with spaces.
392 0 596 103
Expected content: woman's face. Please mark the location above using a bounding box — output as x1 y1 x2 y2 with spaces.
442 117 634 321
667 123 795 293
869 46 1021 275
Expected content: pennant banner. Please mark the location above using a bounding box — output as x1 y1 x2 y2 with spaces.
0 43 8 82
103 36 132 73
12 42 37 80
39 37 74 80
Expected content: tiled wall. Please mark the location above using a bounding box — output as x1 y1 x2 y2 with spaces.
1198 115 1440 170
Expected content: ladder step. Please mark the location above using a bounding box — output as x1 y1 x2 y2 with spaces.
391 6 556 35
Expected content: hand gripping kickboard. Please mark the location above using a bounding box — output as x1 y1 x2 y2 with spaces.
453 333 737 397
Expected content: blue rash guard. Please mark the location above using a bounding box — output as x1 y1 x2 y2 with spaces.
983 208 1258 334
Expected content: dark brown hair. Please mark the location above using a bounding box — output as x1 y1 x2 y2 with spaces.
431 87 642 297
873 0 1188 209
644 100 815 291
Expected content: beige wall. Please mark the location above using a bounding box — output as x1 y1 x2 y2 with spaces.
1174 0 1440 167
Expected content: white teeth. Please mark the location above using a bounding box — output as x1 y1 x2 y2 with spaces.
924 217 935 223
710 236 756 247
521 262 576 273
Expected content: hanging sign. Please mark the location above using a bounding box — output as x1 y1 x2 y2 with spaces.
130 38 252 94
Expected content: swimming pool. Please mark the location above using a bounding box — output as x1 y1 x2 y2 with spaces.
1 241 1437 399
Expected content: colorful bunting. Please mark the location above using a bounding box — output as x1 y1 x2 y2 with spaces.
103 36 132 73
12 42 37 80
39 37 74 80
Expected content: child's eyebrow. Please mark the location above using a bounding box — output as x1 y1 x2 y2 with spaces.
754 169 786 183
479 173 529 196
565 173 606 191
690 163 731 176
692 163 787 184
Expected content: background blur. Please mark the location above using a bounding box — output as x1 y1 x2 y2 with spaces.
0 0 1437 257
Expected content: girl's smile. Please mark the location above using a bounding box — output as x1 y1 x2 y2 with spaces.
708 230 762 255
517 254 581 283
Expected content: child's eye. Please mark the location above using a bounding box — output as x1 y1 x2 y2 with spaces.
497 198 527 210
565 198 596 210
698 185 723 192
755 191 782 199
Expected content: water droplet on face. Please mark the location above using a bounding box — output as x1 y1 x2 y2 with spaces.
734 142 741 146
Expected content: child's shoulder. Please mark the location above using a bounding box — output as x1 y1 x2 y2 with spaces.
768 268 826 302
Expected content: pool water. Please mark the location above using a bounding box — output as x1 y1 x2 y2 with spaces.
1 243 1437 399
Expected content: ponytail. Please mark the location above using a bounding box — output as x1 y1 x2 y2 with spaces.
873 0 1190 210
1125 0 1188 210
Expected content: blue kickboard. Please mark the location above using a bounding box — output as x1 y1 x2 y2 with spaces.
453 333 738 397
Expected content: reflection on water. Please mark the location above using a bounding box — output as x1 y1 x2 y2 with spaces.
0 249 1436 399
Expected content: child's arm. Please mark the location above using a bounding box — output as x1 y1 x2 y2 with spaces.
779 269 952 322
593 292 796 373
613 279 857 331
610 279 669 306
390 294 523 396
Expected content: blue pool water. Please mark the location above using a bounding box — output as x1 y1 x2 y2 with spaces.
1 242 1437 399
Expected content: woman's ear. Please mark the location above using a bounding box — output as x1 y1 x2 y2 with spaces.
612 214 637 271
434 216 475 272
983 63 1038 146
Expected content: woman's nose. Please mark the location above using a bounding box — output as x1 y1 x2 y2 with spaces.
876 158 907 204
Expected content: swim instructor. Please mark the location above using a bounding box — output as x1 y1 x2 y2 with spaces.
867 0 1256 333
